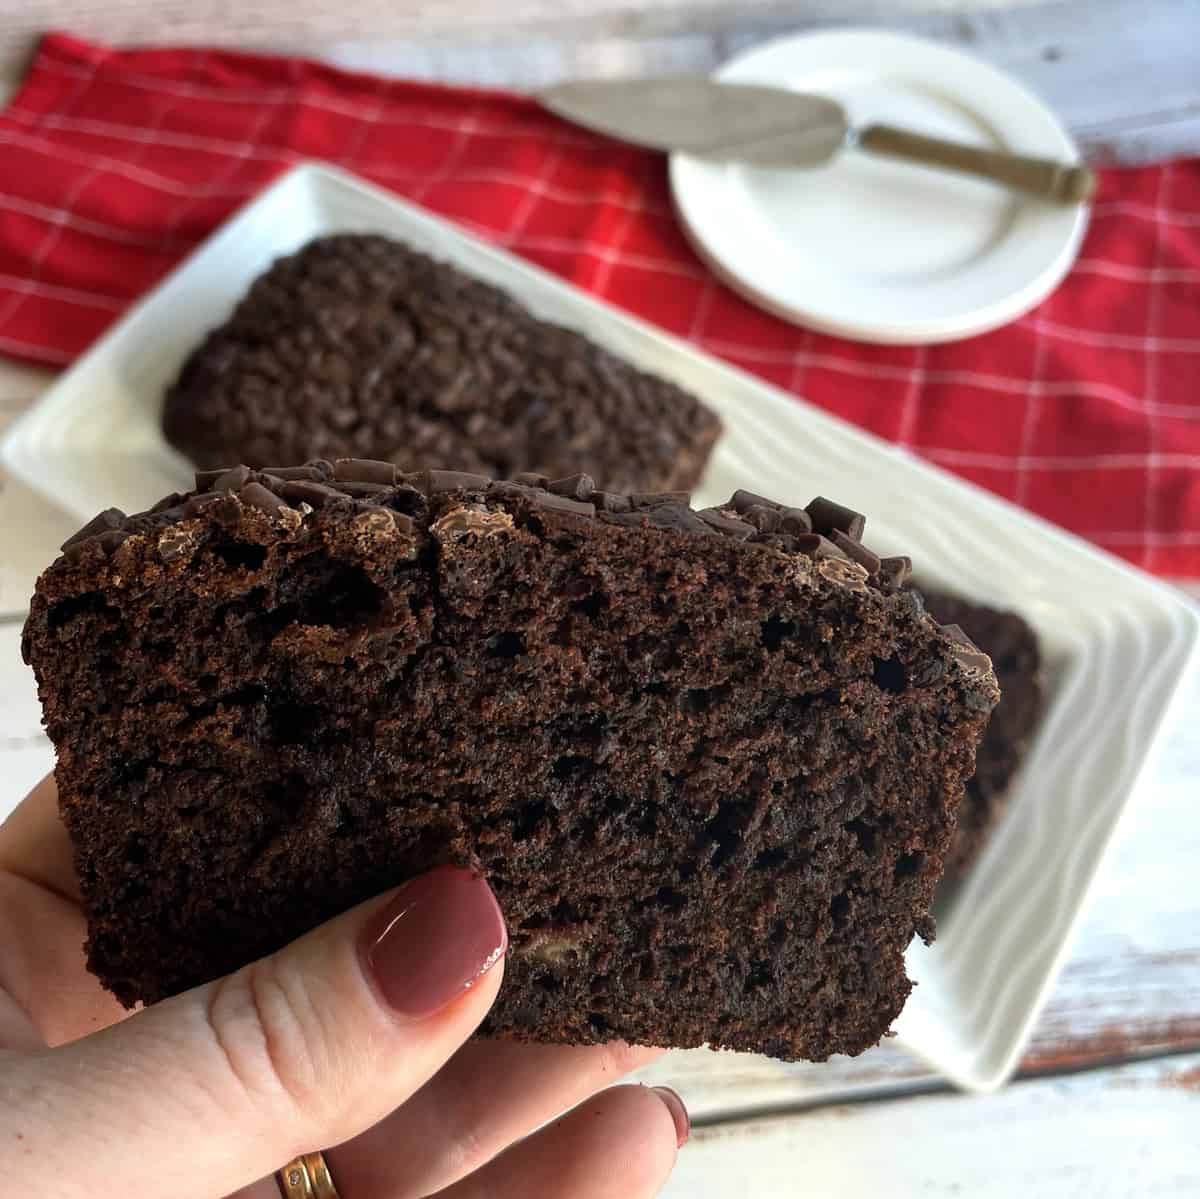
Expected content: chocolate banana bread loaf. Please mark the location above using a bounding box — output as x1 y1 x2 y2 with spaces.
24 462 997 1061
918 590 1043 877
162 235 721 495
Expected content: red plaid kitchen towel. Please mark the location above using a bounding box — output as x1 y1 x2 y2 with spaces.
1 32 1198 574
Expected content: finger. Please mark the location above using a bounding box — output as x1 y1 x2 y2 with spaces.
0 869 128 1048
1 866 506 1198
0 773 80 901
0 774 128 1047
434 1084 687 1199
328 1039 663 1197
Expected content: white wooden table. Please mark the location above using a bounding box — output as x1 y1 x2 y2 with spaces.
1 2 1198 1194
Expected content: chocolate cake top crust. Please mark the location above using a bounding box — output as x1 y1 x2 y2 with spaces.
162 235 723 495
918 589 1043 876
25 462 998 1061
52 461 936 603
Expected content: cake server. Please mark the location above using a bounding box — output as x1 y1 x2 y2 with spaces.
541 77 1094 205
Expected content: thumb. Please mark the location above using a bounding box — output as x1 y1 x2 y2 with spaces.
7 866 506 1198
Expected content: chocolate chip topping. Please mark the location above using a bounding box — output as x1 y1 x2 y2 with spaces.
275 480 345 509
61 508 125 552
211 465 254 493
53 466 966 665
259 465 327 481
594 492 632 513
730 489 781 514
333 458 399 485
528 492 597 522
697 509 755 540
779 508 813 536
630 491 690 508
160 234 721 497
878 556 912 589
812 535 850 562
831 530 881 575
547 474 596 501
192 469 228 490
239 481 288 515
421 469 493 494
804 497 866 541
337 482 396 498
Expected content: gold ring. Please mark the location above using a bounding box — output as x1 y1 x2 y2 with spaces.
277 1150 341 1198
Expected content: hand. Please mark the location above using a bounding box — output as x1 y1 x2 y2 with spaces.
0 774 687 1198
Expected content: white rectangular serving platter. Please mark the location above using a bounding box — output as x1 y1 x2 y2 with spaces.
3 162 1196 1091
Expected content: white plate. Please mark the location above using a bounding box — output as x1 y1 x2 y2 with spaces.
670 30 1088 343
2 163 1196 1091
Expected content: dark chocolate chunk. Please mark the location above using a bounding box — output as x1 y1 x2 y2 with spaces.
599 510 651 528
339 482 395 498
61 508 126 552
805 497 866 541
239 482 289 515
877 556 912 591
333 458 398 485
812 535 850 561
276 480 345 509
743 505 782 534
512 472 551 487
730 490 782 514
97 530 130 554
631 492 690 509
603 504 709 535
211 466 254 493
593 491 632 513
790 533 824 556
193 469 227 491
831 530 881 575
530 493 597 522
697 509 755 540
259 465 326 482
547 474 596 502
779 508 813 536
487 480 536 500
424 470 492 494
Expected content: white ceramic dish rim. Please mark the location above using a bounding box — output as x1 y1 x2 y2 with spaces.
2 163 1195 1093
669 29 1089 343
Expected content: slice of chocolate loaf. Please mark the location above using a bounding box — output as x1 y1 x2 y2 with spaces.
918 590 1043 877
24 463 997 1061
162 234 721 494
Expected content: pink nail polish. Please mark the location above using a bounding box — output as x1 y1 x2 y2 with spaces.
652 1086 690 1147
364 866 507 1020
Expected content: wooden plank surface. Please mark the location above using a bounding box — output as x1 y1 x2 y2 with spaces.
0 2 1197 163
0 0 1048 79
661 1052 1200 1197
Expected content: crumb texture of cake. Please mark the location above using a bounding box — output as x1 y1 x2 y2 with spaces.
918 590 1043 876
162 234 721 494
24 463 997 1062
